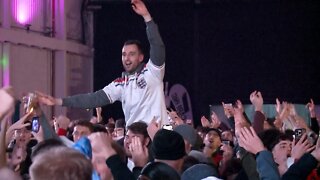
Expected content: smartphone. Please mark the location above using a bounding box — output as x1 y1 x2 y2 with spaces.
222 140 230 145
162 124 173 131
294 128 306 141
31 116 40 133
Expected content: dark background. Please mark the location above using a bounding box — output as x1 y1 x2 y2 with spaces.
92 0 320 125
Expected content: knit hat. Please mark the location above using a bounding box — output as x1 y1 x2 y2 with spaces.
174 124 198 147
152 129 186 160
181 164 219 180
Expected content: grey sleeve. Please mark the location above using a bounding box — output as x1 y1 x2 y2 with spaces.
146 20 165 66
39 112 59 140
62 89 111 109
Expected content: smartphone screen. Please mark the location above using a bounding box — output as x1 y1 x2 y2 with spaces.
32 117 40 133
294 128 306 141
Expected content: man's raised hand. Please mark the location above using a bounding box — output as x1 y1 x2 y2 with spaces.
131 0 152 22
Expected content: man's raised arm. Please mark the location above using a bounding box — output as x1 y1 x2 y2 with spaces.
131 0 165 67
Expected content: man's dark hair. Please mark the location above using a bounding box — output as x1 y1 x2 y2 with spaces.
259 129 291 151
93 124 108 133
124 40 144 54
73 119 94 133
127 121 149 138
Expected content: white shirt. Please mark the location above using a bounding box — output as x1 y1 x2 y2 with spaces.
103 60 168 127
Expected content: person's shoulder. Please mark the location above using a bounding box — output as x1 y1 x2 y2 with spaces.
113 77 125 82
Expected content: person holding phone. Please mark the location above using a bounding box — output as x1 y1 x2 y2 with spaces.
36 0 168 128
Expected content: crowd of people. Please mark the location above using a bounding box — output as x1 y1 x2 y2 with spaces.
2 84 320 180
1 0 320 180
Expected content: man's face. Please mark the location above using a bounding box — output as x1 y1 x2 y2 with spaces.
122 44 144 73
14 128 32 145
123 130 148 157
272 140 292 166
72 125 91 142
113 127 125 138
204 130 221 150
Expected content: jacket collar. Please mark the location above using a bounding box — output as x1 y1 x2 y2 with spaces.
122 62 145 77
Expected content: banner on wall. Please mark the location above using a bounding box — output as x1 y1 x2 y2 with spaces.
165 82 193 124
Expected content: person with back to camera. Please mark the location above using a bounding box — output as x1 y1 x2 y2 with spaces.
37 0 168 127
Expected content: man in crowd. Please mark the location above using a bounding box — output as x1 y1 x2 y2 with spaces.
37 0 168 127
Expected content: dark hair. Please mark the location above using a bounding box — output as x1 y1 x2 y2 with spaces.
73 119 94 133
140 162 180 180
127 121 149 138
123 40 144 54
93 124 108 133
259 129 290 151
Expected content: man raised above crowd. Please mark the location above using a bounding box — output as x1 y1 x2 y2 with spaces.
37 0 168 127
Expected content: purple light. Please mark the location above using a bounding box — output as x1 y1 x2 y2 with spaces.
14 0 34 25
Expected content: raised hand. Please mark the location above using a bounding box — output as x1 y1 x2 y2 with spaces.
7 112 33 132
129 136 149 167
222 102 235 118
201 113 221 129
291 133 314 160
235 100 244 113
306 99 316 118
249 90 263 112
275 98 281 115
5 112 33 146
88 132 116 159
287 103 297 116
292 115 309 130
279 101 290 120
234 107 249 136
131 0 151 22
238 126 265 155
35 91 62 106
147 117 160 141
96 107 103 122
210 111 221 128
168 110 184 126
200 116 210 128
